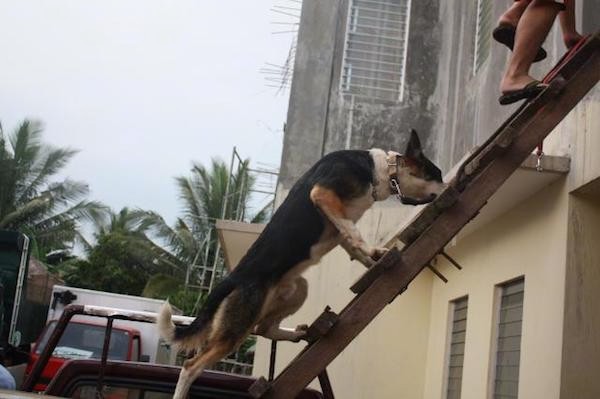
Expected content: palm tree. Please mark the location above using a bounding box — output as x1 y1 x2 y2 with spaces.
56 207 183 295
95 207 183 274
0 119 107 260
144 157 271 291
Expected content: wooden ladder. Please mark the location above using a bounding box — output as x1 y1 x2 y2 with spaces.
249 32 600 399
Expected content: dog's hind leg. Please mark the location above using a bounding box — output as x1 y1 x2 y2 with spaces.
173 342 233 399
173 285 266 398
254 277 309 342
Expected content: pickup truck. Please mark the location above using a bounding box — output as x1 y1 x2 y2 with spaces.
26 320 144 392
20 304 331 398
42 359 322 398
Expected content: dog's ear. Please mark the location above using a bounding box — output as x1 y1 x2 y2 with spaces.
405 129 423 159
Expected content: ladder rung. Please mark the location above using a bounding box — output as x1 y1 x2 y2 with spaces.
350 248 402 294
427 263 448 283
304 306 339 343
398 186 460 245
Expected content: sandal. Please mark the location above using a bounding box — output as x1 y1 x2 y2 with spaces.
498 80 549 105
493 23 547 63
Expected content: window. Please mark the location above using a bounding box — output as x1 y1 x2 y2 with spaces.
492 278 525 399
35 321 130 360
473 0 493 73
341 0 412 102
446 296 468 399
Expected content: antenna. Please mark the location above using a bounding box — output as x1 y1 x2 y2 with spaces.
260 0 302 94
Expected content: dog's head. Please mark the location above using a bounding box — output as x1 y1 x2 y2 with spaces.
388 130 445 205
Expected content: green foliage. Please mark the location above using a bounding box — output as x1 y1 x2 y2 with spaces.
59 232 150 295
142 274 204 316
169 289 204 316
142 273 181 298
55 207 185 295
0 119 108 259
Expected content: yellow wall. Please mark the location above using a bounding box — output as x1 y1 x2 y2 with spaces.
423 179 569 399
560 181 600 399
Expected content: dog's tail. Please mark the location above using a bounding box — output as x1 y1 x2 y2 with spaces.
157 300 177 343
157 278 237 345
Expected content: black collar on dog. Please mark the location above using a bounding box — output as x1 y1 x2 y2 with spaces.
386 155 433 205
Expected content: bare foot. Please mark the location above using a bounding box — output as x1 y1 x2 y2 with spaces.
564 33 583 49
500 74 538 94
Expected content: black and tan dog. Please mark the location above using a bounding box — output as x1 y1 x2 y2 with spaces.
158 130 445 398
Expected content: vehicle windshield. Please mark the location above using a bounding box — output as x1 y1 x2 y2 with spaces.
35 321 130 360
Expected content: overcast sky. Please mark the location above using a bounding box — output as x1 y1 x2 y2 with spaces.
1 1 295 225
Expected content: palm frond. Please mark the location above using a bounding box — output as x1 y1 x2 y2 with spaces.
17 146 78 204
175 176 206 231
250 199 273 224
0 193 52 228
34 200 109 232
10 120 43 188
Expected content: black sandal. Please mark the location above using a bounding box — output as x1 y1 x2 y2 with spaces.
499 80 549 105
493 23 547 63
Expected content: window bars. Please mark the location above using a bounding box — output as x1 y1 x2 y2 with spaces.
493 278 525 399
446 297 468 399
473 0 493 74
341 0 412 103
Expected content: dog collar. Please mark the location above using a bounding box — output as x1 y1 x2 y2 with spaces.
386 154 405 202
386 154 432 205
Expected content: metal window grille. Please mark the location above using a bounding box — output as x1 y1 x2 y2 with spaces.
493 278 525 399
473 0 493 73
446 297 468 399
341 0 412 102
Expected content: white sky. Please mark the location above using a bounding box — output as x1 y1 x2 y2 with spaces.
0 1 295 224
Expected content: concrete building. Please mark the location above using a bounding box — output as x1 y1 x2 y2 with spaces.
252 1 600 398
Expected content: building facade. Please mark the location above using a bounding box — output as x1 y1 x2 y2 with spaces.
254 1 600 398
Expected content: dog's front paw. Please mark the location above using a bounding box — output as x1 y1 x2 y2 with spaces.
370 247 389 261
292 324 309 342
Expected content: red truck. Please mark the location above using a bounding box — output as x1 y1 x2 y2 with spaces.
26 320 144 391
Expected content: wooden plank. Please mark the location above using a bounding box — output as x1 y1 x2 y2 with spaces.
397 185 460 245
261 35 599 398
350 248 402 294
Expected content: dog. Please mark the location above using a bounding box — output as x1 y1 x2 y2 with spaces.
158 129 445 398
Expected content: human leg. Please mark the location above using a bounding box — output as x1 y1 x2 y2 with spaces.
558 0 583 48
500 0 562 95
494 0 548 62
